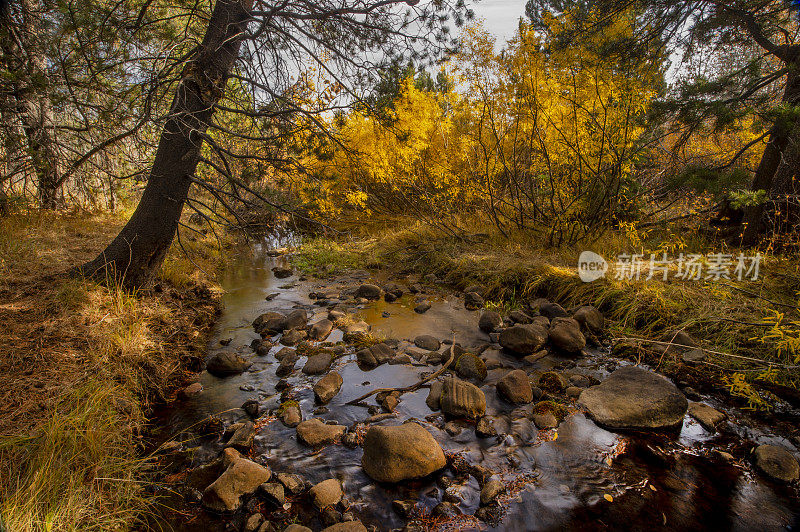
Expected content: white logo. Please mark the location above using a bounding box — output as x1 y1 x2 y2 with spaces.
578 251 608 282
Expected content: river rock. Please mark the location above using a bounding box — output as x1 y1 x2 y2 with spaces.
179 382 203 399
414 301 431 314
508 310 533 324
321 523 367 532
227 421 256 452
539 301 568 319
659 330 698 355
361 423 447 483
280 328 306 346
302 353 332 374
682 349 706 364
465 291 484 310
310 319 334 340
356 348 377 368
284 309 308 330
273 266 293 279
688 402 726 431
284 526 312 532
579 366 688 430
202 456 271 512
548 317 586 353
370 343 394 364
253 311 285 333
309 478 343 508
413 334 439 351
345 321 370 337
314 372 343 404
499 324 548 355
455 353 487 381
474 417 496 438
279 402 302 427
355 284 382 300
479 311 502 333
276 355 298 377
243 513 263 532
533 412 558 429
480 479 504 505
754 444 799 483
206 352 251 377
426 380 443 410
573 305 604 333
440 377 486 419
296 418 345 446
497 369 533 404
258 482 285 507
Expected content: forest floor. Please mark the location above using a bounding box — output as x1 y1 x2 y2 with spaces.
0 211 223 531
294 216 800 415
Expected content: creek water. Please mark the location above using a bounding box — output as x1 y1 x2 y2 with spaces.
158 235 800 531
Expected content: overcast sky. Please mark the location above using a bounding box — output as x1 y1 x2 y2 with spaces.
468 0 528 47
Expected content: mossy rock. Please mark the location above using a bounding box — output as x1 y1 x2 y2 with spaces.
276 400 300 417
538 371 568 393
455 353 488 381
532 400 568 421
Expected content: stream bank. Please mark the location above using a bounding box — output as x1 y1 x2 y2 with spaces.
151 233 800 532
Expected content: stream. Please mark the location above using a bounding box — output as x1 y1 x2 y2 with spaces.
155 234 800 531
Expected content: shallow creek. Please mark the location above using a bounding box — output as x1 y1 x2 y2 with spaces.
157 236 800 531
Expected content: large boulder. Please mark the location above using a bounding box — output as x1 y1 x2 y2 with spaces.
496 369 533 404
548 317 586 354
499 324 548 355
355 284 382 300
479 311 502 333
206 353 251 377
314 372 343 404
296 418 345 446
361 423 446 483
754 444 799 483
202 455 271 512
579 366 688 430
440 377 486 419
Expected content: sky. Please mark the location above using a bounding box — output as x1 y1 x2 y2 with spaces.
468 0 528 47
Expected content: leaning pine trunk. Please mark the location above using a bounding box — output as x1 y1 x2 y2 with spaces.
79 0 253 287
741 62 800 245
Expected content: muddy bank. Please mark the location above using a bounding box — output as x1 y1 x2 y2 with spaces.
150 235 800 532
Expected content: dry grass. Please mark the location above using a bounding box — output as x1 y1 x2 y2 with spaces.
0 211 223 531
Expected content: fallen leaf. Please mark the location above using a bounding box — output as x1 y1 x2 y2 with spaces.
604 494 613 502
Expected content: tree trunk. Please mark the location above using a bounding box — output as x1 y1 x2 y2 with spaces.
741 62 800 245
79 0 253 288
0 0 63 209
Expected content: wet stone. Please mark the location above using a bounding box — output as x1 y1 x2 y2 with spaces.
579 366 688 430
533 412 558 429
227 421 256 452
206 352 251 377
455 353 487 381
355 284 382 300
688 402 726 431
276 472 306 495
242 399 260 418
465 291 484 310
476 416 498 437
479 311 502 333
426 381 443 411
414 301 432 314
302 353 333 375
201 455 271 512
497 369 533 404
310 319 334 341
499 324 548 355
509 310 533 324
754 444 799 483
548 317 586 354
440 377 486 419
361 423 447 483
314 371 343 404
480 479 504 505
179 382 203 399
296 418 345 446
309 478 343 509
414 335 440 351
539 301 568 319
258 482 285 507
321 522 367 532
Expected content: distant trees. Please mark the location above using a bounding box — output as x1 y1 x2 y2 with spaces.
526 0 800 244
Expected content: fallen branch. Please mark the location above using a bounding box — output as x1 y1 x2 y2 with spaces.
346 335 457 407
613 336 800 369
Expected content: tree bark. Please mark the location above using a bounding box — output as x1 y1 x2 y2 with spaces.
741 60 800 245
0 0 63 209
79 0 253 287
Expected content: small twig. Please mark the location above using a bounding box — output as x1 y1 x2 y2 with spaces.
346 334 457 406
718 282 800 311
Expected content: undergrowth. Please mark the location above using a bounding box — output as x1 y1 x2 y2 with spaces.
0 212 223 531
